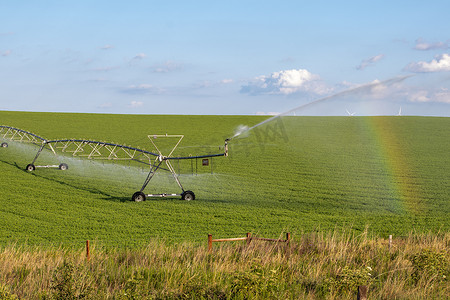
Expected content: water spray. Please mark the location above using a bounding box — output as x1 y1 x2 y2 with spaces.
228 74 414 141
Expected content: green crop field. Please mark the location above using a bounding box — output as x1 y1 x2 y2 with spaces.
0 111 449 248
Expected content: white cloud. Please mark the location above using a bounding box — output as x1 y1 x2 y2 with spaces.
413 38 448 51
129 101 144 108
132 84 153 89
356 54 385 70
332 76 413 103
343 79 396 99
241 69 330 95
122 84 165 95
405 53 450 72
408 90 431 102
151 61 183 73
194 81 213 88
409 88 450 103
123 54 142 69
133 53 146 60
435 88 450 103
255 111 280 116
220 79 233 84
343 76 450 105
1 50 11 57
100 45 114 50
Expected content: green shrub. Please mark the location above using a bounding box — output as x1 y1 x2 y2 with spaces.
0 284 18 300
326 265 374 294
230 259 279 298
410 249 448 284
50 261 93 300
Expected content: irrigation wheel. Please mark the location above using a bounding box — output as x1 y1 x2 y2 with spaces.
132 191 146 202
59 163 69 170
1 142 7 148
26 164 35 172
181 190 195 201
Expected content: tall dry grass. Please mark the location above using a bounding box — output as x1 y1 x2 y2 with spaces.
0 229 448 299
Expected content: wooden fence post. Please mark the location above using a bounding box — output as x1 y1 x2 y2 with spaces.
246 232 252 246
86 240 90 261
208 234 213 252
285 232 291 257
389 235 392 252
357 285 368 300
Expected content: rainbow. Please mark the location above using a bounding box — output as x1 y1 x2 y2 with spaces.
367 116 423 215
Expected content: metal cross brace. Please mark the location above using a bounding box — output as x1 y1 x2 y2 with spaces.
139 134 185 193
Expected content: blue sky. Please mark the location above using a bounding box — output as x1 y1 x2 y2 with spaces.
1 1 450 116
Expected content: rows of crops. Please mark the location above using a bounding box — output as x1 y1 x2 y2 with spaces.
0 111 448 247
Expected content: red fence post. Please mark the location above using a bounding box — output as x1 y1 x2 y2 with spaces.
208 234 213 252
86 240 90 261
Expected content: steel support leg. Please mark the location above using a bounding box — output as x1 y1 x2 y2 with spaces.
31 143 46 165
139 160 163 192
165 159 185 192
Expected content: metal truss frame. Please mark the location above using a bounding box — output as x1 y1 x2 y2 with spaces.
1 125 229 202
0 125 48 146
33 139 159 164
141 134 185 195
0 125 59 158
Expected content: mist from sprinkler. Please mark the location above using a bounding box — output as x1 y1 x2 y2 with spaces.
231 124 250 139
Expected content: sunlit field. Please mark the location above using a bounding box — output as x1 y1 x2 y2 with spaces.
0 111 449 248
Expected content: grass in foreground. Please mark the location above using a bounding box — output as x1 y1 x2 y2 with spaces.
0 229 448 299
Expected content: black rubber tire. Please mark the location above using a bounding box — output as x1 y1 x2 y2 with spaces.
1 142 8 148
26 164 35 172
59 163 69 170
132 191 146 202
181 190 195 201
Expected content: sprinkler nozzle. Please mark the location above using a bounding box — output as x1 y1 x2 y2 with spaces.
224 139 229 157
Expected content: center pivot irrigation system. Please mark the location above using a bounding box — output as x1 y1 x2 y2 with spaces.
1 125 230 202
